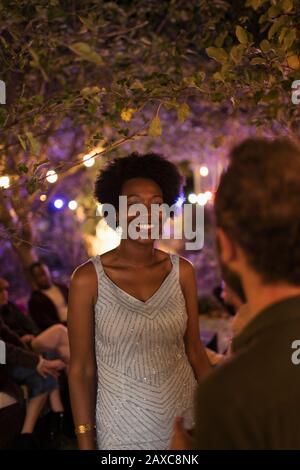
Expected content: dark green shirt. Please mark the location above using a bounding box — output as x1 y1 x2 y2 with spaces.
194 295 300 449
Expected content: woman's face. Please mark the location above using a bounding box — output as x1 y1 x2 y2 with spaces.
119 177 165 244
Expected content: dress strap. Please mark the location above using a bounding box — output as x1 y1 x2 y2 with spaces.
90 255 103 285
170 253 180 279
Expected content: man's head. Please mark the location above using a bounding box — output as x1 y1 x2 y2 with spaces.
215 138 300 298
0 278 9 307
29 262 52 289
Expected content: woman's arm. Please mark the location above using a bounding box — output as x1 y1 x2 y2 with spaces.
68 261 98 450
179 258 212 382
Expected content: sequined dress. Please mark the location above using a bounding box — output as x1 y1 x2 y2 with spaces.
90 253 197 450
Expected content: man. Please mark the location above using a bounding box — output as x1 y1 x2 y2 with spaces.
28 262 69 331
172 137 300 449
0 277 40 340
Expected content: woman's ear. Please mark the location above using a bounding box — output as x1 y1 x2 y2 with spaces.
216 228 237 265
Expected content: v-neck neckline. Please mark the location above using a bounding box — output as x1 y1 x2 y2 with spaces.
97 254 174 305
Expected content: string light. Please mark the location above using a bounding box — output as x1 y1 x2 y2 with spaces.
40 194 47 202
46 170 58 183
0 176 10 188
188 193 197 204
199 166 209 177
204 191 213 201
83 154 95 167
54 198 64 209
82 145 104 168
68 200 78 211
197 193 207 206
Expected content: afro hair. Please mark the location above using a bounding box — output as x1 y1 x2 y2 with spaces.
94 152 183 209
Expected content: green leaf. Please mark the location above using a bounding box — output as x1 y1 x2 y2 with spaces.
214 31 228 48
26 177 39 195
254 90 263 103
0 108 7 127
282 0 293 13
230 44 245 64
17 163 29 174
69 42 103 65
251 57 266 65
17 135 27 151
212 71 224 82
78 16 94 31
26 132 40 155
260 39 271 52
177 103 190 122
206 47 228 63
268 15 288 39
246 0 264 10
279 27 289 45
211 92 224 102
283 29 297 50
236 26 249 45
194 71 206 84
268 6 281 18
80 86 101 97
130 79 144 90
148 116 162 137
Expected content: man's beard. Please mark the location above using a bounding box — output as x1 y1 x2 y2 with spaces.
216 236 247 304
219 261 247 304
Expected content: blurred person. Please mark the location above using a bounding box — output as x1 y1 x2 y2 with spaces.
28 262 69 331
0 277 69 363
0 317 65 448
0 368 25 449
171 138 300 450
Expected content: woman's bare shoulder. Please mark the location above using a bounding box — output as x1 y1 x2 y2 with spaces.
178 256 196 287
71 260 97 287
178 255 194 272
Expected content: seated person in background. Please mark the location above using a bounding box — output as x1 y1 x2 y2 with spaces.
0 368 25 449
0 317 65 448
0 278 69 363
28 262 69 331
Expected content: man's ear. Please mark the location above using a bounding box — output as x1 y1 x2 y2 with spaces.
216 228 237 264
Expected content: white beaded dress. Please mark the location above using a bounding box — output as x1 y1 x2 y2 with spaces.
90 253 197 450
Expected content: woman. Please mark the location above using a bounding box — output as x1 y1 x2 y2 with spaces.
68 152 211 450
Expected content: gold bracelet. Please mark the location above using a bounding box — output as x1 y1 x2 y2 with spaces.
75 423 96 435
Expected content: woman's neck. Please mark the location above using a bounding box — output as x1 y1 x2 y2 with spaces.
116 239 156 266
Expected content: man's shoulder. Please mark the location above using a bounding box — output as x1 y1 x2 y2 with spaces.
28 289 46 302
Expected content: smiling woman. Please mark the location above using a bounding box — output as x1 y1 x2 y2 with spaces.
67 152 211 450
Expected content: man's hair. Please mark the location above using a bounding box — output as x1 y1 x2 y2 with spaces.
215 137 300 285
29 261 44 277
